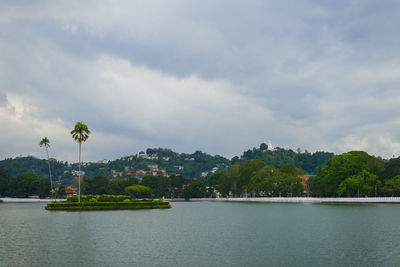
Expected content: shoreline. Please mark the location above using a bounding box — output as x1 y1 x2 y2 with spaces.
0 198 66 203
3 197 400 204
167 197 400 204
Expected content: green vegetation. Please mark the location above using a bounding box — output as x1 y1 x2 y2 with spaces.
125 185 152 198
0 156 67 180
308 151 400 197
235 144 334 174
45 194 171 210
5 136 400 199
0 170 50 198
140 174 207 199
71 121 90 202
0 166 11 196
39 137 53 192
79 175 140 195
0 144 334 187
45 199 171 210
66 194 130 202
210 160 304 197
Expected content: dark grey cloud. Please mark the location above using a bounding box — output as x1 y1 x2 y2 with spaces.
1 0 400 162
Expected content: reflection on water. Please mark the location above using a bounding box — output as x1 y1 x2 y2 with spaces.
1 202 400 266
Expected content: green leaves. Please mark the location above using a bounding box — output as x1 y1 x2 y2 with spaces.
125 185 153 199
311 151 384 197
212 161 305 197
39 137 50 148
70 121 90 143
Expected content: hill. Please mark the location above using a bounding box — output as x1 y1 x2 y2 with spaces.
0 145 334 186
235 143 334 174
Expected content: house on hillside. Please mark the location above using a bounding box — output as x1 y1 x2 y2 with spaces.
65 186 77 195
298 175 314 196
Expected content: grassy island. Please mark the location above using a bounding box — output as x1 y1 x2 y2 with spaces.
45 195 171 211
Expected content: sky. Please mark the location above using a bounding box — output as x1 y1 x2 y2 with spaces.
1 0 400 163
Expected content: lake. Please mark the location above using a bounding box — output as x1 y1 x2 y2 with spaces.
1 201 400 266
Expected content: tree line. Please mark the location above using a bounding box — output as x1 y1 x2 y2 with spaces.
209 160 305 197
234 143 334 174
0 144 334 186
309 151 400 197
78 174 207 200
0 167 51 198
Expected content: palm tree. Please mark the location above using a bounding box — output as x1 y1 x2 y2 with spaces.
40 137 53 194
70 122 90 202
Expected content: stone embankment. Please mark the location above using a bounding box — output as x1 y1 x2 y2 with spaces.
168 197 400 204
0 198 66 203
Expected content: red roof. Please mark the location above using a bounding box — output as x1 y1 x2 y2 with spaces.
65 186 77 194
298 175 314 181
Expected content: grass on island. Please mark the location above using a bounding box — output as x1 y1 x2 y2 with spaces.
45 194 171 211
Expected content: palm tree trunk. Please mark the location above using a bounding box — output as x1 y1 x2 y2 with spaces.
78 142 81 203
45 146 53 194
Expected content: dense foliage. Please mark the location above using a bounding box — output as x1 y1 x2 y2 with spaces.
308 151 400 197
141 174 207 199
69 174 206 200
210 160 305 197
67 194 130 202
79 175 139 195
5 146 400 199
125 185 153 198
0 170 50 197
235 144 334 174
45 199 171 210
0 145 333 186
0 167 11 196
0 157 67 180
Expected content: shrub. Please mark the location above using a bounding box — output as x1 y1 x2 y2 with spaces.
45 199 171 210
125 185 152 199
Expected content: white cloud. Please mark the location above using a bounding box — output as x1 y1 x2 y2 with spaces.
1 1 400 161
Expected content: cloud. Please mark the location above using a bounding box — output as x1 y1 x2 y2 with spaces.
1 0 400 161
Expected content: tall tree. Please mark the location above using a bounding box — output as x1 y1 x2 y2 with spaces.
70 122 90 202
0 166 11 196
40 137 53 193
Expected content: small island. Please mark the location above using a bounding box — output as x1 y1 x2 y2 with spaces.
45 194 171 211
46 184 171 211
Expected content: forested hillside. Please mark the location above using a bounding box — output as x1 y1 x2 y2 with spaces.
234 143 334 174
0 145 334 187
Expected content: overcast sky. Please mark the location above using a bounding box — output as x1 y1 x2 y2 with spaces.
1 0 400 162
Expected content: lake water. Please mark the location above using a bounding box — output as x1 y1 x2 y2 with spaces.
1 201 400 267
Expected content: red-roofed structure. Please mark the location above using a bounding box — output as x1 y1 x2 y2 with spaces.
298 175 315 195
65 186 77 195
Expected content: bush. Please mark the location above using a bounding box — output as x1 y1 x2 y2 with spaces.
125 185 152 199
67 194 130 202
45 199 171 210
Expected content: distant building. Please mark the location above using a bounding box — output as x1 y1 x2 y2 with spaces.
201 171 209 177
298 175 314 195
210 167 218 173
148 165 159 172
65 186 77 195
174 165 184 170
72 170 85 176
